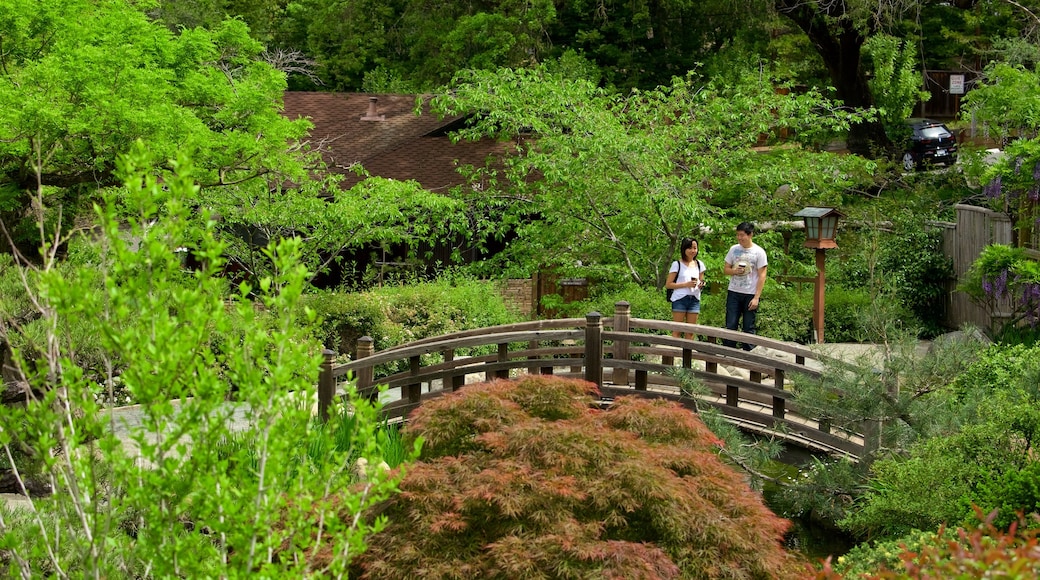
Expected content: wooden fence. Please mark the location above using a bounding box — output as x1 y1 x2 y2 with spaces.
936 204 1015 333
318 302 867 459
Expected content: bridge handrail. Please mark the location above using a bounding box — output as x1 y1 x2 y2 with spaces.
316 301 865 459
331 328 584 378
629 318 833 365
374 318 589 353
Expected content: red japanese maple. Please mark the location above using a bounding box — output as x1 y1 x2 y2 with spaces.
348 375 810 579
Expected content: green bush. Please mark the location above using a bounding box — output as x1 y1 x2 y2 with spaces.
302 275 521 357
756 283 814 343
950 342 1038 399
832 217 953 338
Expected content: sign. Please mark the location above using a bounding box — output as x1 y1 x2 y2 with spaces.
949 74 965 95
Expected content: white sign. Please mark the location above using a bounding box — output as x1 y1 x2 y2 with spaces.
950 74 965 95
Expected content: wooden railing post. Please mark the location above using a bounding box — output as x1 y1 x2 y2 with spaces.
318 349 335 423
496 343 510 379
407 355 421 404
611 301 630 385
357 336 374 398
584 312 603 386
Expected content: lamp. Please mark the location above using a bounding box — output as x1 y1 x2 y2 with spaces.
793 207 843 343
794 207 843 249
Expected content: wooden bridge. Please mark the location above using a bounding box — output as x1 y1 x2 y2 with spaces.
318 302 866 460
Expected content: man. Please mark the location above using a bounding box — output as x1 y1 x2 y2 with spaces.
723 222 767 351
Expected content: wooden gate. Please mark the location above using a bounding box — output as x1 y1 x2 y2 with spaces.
914 70 978 120
534 271 589 318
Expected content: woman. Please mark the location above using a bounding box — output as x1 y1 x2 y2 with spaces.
666 238 706 339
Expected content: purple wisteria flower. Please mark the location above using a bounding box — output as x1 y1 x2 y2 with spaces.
984 175 1003 198
1034 160 1040 181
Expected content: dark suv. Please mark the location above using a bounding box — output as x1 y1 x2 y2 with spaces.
902 119 958 171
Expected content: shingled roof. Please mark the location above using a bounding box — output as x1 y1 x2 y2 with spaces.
281 92 510 192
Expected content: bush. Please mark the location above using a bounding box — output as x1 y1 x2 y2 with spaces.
819 511 1040 579
832 217 953 338
349 375 813 579
302 275 521 357
0 154 409 577
950 342 1039 400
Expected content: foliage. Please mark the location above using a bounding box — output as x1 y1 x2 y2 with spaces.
961 62 1040 142
0 0 309 248
826 528 951 578
0 0 467 283
793 320 985 458
960 244 1040 335
0 153 410 576
840 387 1040 541
349 375 813 579
819 511 1040 579
863 34 931 141
671 368 787 492
950 341 1039 399
832 216 954 338
769 457 864 534
429 62 872 288
301 274 520 356
959 63 1040 275
824 286 893 343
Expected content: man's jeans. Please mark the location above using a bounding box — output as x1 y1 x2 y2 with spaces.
723 290 757 351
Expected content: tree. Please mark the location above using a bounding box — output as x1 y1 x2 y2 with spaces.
429 63 872 287
348 375 811 579
0 0 468 282
0 151 411 576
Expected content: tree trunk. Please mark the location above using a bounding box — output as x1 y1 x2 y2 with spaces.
775 0 891 155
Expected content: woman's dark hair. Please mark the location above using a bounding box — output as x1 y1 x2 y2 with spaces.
679 237 699 260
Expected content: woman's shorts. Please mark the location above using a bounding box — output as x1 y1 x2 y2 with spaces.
671 294 701 314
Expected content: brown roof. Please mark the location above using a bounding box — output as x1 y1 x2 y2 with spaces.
281 92 510 192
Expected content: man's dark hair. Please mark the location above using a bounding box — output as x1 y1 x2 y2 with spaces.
736 222 755 235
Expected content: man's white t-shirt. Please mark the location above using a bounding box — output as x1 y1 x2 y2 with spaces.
725 243 767 295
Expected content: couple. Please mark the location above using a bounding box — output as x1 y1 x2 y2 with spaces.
666 222 767 350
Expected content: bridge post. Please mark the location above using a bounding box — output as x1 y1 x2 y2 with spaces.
584 312 603 386
407 355 421 404
318 350 336 423
611 301 630 386
443 347 464 391
495 343 510 380
357 337 374 397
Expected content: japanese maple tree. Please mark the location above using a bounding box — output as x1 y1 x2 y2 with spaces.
347 375 810 579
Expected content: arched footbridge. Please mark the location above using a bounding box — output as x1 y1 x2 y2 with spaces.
318 302 867 461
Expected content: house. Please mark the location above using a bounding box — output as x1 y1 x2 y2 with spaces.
280 92 511 191
279 92 523 289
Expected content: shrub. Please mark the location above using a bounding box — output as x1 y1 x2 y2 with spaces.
950 342 1039 400
0 154 409 577
832 217 953 338
302 274 520 360
818 511 1040 579
349 375 812 579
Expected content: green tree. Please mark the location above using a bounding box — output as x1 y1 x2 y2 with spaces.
0 152 411 575
0 0 468 282
863 34 931 137
429 63 872 287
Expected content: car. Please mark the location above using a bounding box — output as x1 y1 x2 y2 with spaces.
902 118 958 171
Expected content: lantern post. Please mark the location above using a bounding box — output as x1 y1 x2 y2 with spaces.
793 207 843 343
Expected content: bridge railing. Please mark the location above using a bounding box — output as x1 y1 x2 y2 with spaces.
318 301 864 459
